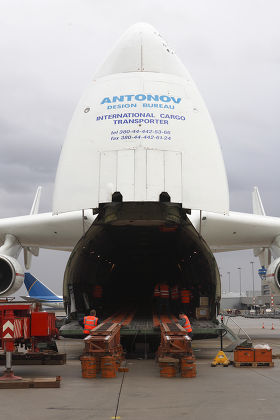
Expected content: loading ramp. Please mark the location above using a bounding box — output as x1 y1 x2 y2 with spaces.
60 311 223 342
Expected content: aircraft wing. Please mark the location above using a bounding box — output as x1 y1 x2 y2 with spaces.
21 296 63 302
1 207 280 253
0 210 95 251
20 296 64 309
201 210 280 253
21 296 51 303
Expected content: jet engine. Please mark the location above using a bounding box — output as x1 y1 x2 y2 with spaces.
264 258 280 295
0 255 25 296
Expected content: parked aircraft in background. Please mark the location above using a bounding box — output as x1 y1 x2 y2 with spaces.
0 23 280 334
21 272 64 309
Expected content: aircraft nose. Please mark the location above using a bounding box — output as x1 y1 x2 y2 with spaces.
94 22 188 79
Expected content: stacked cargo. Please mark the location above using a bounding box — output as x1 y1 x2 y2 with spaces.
195 297 210 320
158 356 197 378
180 355 196 378
158 357 178 378
233 345 273 367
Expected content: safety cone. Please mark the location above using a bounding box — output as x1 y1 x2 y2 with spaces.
262 322 265 329
271 323 275 330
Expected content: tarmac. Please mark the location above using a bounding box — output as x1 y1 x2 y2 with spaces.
1 316 280 420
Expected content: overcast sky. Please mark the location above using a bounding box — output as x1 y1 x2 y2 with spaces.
1 0 280 295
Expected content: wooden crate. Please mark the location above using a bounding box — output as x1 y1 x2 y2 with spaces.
199 297 209 307
195 307 209 320
254 349 272 363
234 348 254 363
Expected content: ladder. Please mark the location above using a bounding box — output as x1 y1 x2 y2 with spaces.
221 316 252 352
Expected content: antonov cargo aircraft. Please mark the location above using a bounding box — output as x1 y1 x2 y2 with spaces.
0 23 280 330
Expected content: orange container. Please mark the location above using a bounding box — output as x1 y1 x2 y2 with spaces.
181 357 195 367
234 348 254 362
181 367 196 378
254 349 272 362
81 356 97 378
102 366 116 378
101 356 117 378
101 356 115 366
181 357 196 378
160 365 176 378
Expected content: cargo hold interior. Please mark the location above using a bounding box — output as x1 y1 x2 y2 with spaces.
63 203 220 326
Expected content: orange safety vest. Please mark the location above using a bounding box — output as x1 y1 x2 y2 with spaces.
83 316 98 334
93 285 103 298
154 283 160 297
181 289 191 303
171 285 179 300
181 315 192 333
160 284 169 299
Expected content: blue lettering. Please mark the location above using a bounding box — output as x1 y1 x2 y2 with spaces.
101 94 182 105
160 95 171 102
147 94 159 101
135 94 146 101
124 95 134 101
171 97 181 104
101 97 111 104
112 96 124 102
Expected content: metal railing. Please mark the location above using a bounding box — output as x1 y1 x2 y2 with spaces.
223 315 252 343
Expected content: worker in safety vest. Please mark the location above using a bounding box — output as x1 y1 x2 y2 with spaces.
179 313 193 338
180 287 191 313
83 309 99 335
159 281 170 313
170 283 180 315
153 283 161 313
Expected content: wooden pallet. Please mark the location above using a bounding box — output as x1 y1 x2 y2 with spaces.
233 361 274 368
0 376 61 389
0 353 66 365
118 367 129 372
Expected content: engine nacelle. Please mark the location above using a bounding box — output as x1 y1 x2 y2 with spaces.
0 255 25 296
265 258 280 295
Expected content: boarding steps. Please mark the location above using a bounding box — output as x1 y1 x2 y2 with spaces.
221 316 252 352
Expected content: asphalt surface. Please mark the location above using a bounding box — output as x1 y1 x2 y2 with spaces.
1 317 280 420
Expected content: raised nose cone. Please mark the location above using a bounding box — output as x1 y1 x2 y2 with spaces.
94 23 188 79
